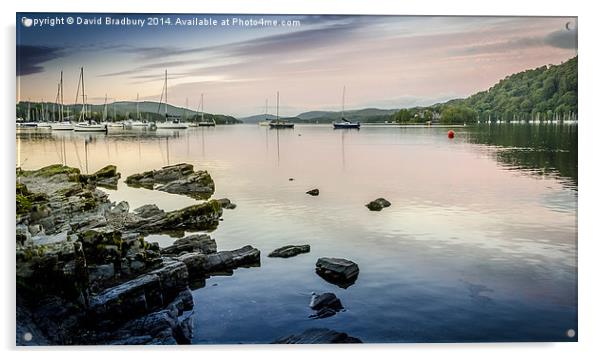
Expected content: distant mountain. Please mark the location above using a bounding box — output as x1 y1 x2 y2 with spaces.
296 108 397 123
238 114 278 123
238 108 398 124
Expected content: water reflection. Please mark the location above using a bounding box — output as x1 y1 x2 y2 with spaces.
16 124 577 343
465 123 577 187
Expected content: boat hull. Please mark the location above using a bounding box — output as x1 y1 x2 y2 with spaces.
156 124 188 129
333 122 360 129
269 123 294 129
73 124 108 132
50 123 74 131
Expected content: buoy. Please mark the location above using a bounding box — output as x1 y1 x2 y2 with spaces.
447 130 455 139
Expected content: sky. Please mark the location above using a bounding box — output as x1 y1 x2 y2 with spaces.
16 13 577 117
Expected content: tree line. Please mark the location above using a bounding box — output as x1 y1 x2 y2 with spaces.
392 56 577 124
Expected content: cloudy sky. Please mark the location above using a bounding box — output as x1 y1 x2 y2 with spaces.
16 14 577 117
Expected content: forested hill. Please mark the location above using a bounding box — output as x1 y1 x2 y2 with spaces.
393 56 578 124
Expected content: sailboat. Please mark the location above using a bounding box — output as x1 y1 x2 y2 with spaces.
156 70 188 129
197 94 216 127
269 91 294 129
333 86 360 129
51 71 74 131
73 67 108 132
258 99 271 126
103 95 124 128
37 100 52 128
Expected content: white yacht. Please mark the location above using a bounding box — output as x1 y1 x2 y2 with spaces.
74 121 108 132
156 118 188 129
50 121 74 131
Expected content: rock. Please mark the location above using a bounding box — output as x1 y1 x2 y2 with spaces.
309 292 343 311
133 204 165 219
216 198 237 209
178 245 260 276
272 328 362 344
109 306 191 345
365 198 391 211
126 163 215 200
109 201 129 215
268 244 310 258
315 257 359 288
80 165 121 189
88 263 115 283
289 178 294 181
126 201 222 234
161 234 217 256
309 292 344 319
306 189 320 196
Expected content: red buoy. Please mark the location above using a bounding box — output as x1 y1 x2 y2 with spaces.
447 130 455 139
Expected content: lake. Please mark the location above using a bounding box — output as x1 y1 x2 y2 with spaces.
16 123 578 343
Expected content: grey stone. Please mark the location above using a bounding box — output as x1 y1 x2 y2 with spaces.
365 198 391 211
268 244 310 258
315 257 359 288
306 188 320 196
162 234 217 256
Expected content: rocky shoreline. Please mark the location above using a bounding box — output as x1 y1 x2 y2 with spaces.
16 163 361 345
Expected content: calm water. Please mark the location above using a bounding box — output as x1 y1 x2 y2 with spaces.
16 123 578 343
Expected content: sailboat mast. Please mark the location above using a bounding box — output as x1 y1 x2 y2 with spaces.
164 70 168 119
201 94 204 122
136 93 140 120
60 71 64 122
265 98 268 118
276 91 280 120
341 85 346 120
103 94 108 122
184 97 188 120
81 67 86 120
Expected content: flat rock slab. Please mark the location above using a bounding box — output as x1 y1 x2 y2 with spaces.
315 257 359 288
272 328 362 344
365 198 391 211
178 245 261 277
125 163 215 200
268 244 310 258
161 234 217 256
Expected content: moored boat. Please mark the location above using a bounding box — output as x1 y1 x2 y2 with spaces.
74 121 108 132
50 121 74 131
196 93 216 127
156 118 188 129
333 119 360 129
268 91 294 129
333 86 360 129
155 70 188 130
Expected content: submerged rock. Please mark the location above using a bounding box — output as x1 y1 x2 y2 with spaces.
268 244 310 258
309 292 344 319
315 257 359 288
272 328 362 344
306 188 320 196
125 163 215 200
365 198 391 211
